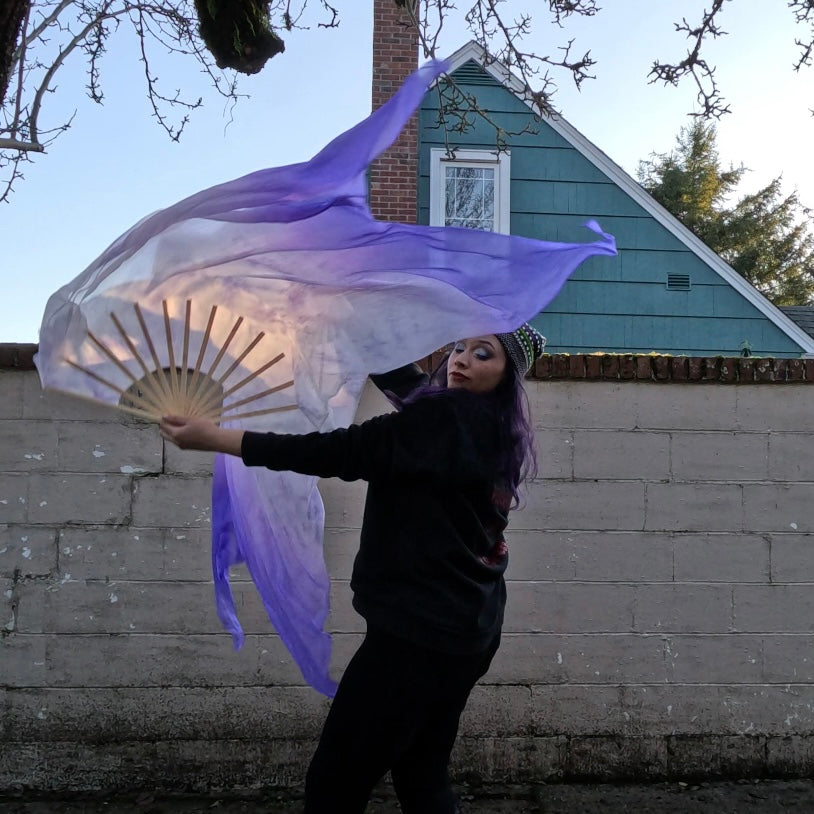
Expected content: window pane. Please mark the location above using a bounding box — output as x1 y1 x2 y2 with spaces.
443 166 496 231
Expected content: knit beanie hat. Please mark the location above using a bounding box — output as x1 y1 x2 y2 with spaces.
496 323 547 375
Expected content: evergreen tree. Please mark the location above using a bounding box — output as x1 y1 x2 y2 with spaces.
638 121 814 305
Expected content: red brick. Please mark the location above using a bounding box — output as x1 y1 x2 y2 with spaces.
585 355 601 379
738 357 756 382
569 355 586 378
755 358 775 382
688 358 703 381
635 356 652 380
701 357 721 381
533 355 552 379
551 353 570 378
619 354 636 379
719 358 737 382
601 355 619 379
654 356 671 381
671 357 689 381
787 359 804 381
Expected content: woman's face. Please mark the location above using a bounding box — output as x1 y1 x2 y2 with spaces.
446 335 507 394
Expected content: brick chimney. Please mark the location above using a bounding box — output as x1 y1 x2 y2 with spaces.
369 0 420 222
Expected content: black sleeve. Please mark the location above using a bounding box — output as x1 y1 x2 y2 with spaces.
241 394 496 483
369 363 429 403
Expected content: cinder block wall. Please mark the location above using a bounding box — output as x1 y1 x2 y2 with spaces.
2 347 814 792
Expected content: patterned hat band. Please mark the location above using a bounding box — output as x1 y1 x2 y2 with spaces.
495 323 547 375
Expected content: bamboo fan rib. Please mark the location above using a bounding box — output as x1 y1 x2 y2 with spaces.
66 299 297 423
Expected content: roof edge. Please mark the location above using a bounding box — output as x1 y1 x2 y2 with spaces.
436 42 814 355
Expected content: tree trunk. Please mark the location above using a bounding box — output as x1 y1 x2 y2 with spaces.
0 0 28 109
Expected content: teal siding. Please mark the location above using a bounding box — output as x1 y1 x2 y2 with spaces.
418 61 806 357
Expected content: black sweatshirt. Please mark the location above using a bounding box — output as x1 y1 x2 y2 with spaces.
240 375 509 655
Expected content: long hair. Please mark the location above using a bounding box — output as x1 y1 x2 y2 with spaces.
401 353 537 508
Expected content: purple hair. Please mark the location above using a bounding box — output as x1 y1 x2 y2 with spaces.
399 354 537 508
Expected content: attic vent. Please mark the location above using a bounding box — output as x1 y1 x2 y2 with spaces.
451 60 502 87
667 273 691 291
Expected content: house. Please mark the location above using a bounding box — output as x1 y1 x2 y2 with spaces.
368 3 814 357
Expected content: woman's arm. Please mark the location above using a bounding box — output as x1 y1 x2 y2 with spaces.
159 416 244 456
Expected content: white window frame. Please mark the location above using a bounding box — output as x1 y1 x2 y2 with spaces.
429 148 511 234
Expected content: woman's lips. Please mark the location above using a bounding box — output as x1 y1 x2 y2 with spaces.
449 371 468 382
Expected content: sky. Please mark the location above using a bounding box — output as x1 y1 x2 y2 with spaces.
2 0 813 342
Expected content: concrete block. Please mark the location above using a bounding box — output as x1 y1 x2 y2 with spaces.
22 374 123 421
744 484 814 532
318 477 367 529
736 386 812 431
462 684 533 738
16 579 221 635
768 433 814 482
452 735 566 783
644 482 743 532
0 420 58 472
573 430 670 481
514 480 645 531
4 686 328 743
323 529 361 581
529 685 628 736
58 526 210 581
568 735 667 780
27 473 131 524
765 735 814 776
673 533 769 582
671 431 769 482
0 526 56 578
762 635 814 682
634 584 733 633
132 475 211 527
665 734 766 777
0 738 316 793
37 633 308 688
635 385 738 431
1 576 14 633
163 442 215 475
734 584 814 633
663 634 763 683
533 429 573 479
0 474 28 523
0 371 24 419
504 582 635 633
770 534 814 582
509 530 672 582
55 421 162 474
529 382 638 431
0 633 47 687
491 633 669 684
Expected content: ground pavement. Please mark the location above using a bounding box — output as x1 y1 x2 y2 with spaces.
3 781 814 813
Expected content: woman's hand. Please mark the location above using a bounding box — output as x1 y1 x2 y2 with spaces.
159 415 244 457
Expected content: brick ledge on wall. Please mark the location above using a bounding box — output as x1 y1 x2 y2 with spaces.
4 343 814 384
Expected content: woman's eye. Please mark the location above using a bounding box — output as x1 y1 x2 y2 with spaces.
474 349 491 360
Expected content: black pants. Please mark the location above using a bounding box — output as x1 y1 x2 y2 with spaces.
304 628 500 814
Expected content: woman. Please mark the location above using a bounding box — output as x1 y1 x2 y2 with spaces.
160 323 546 814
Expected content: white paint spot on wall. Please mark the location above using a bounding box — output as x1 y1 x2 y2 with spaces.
557 652 563 664
21 547 31 559
111 552 118 558
667 705 673 715
3 590 12 599
24 453 45 461
0 547 7 555
109 593 118 603
0 500 6 504
39 501 47 507
63 547 72 555
93 449 106 458
175 535 186 540
37 708 48 720
60 573 72 584
790 522 799 530
132 535 140 541
120 466 147 474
